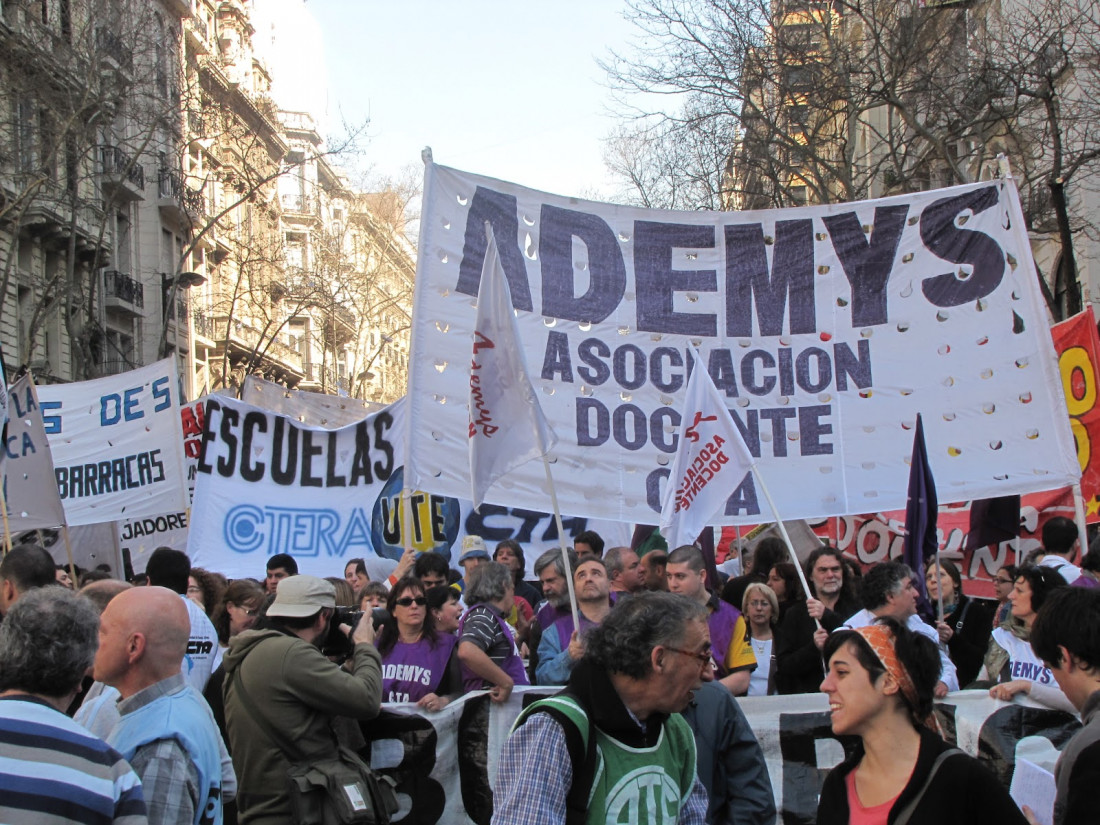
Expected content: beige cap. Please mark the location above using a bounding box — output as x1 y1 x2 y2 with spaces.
459 535 490 563
266 575 336 618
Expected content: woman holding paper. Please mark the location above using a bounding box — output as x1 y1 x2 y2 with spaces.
816 618 1026 825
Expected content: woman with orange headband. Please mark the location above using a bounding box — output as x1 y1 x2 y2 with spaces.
816 617 1025 825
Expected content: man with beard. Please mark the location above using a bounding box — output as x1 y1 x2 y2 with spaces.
222 576 382 824
527 547 576 682
536 558 613 685
775 547 861 694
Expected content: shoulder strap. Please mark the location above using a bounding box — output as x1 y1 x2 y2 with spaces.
229 641 306 763
891 748 964 825
519 702 598 825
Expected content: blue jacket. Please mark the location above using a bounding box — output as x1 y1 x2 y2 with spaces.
680 682 776 825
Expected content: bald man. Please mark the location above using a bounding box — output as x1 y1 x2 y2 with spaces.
96 586 228 825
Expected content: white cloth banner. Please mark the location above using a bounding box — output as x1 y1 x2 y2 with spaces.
117 397 207 575
661 349 757 549
2 374 66 530
468 227 556 509
241 375 385 425
371 688 1079 825
186 394 629 580
407 165 1079 525
37 359 189 526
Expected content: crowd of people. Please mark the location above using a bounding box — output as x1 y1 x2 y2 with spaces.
0 514 1098 825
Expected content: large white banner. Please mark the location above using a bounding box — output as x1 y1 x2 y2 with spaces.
186 394 629 580
407 166 1079 525
369 688 1080 825
37 359 189 526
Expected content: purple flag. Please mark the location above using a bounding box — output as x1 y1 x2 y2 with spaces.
965 495 1021 551
903 413 938 602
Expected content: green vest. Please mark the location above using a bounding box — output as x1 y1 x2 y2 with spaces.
515 695 698 825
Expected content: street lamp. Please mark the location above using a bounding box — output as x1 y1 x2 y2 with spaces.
158 271 206 362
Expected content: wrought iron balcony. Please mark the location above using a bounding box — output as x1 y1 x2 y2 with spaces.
104 270 144 314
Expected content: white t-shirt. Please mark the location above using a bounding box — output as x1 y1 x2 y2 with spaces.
747 637 772 697
1039 554 1082 584
182 595 222 692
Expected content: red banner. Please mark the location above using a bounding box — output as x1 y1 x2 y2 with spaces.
1051 308 1100 518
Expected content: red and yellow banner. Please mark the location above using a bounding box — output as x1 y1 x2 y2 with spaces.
1051 308 1100 518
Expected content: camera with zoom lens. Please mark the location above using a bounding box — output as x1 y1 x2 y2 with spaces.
320 606 390 660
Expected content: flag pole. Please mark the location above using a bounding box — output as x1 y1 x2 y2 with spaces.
541 456 580 630
1071 483 1089 563
61 523 77 585
933 550 945 622
0 483 12 555
749 466 819 630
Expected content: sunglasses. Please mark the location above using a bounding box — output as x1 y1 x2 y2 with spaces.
395 596 427 607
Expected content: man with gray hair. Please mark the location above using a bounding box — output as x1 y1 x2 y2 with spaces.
604 546 644 597
457 562 530 702
528 547 576 681
0 587 147 824
840 560 959 695
493 592 711 824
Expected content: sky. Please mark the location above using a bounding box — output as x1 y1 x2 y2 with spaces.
304 0 644 200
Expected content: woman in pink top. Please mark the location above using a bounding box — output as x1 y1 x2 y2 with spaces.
816 617 1026 825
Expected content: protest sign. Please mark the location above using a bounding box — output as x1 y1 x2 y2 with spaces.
407 166 1079 525
368 688 1079 825
1051 309 1100 518
186 394 628 578
1 374 66 530
117 397 207 574
36 359 189 526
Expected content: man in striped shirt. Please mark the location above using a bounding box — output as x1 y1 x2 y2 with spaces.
0 587 147 824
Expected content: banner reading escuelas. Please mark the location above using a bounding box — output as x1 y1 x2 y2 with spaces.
406 166 1079 525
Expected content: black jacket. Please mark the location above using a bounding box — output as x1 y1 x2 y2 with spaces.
941 594 994 687
774 593 859 695
816 727 1028 825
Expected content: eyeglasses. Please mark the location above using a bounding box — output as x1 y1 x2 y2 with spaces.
664 645 714 668
230 603 260 616
186 586 202 595
395 596 427 607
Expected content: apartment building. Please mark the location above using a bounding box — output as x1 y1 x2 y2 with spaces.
1 0 416 400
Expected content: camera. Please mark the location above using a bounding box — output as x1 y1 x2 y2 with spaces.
320 607 391 660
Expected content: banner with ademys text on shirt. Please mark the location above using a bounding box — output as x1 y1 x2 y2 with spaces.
36 359 189 526
406 165 1079 525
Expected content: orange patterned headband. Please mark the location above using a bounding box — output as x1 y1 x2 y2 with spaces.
852 624 920 710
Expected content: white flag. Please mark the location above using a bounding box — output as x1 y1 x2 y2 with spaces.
468 225 556 510
2 374 67 530
660 350 757 549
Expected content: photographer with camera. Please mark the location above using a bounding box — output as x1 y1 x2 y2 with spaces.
223 575 384 824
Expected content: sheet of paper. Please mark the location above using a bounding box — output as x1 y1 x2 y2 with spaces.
1010 757 1056 825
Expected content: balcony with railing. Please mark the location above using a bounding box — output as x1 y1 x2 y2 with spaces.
99 145 145 198
192 312 304 374
158 170 205 223
96 27 133 72
280 192 320 219
103 270 144 317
